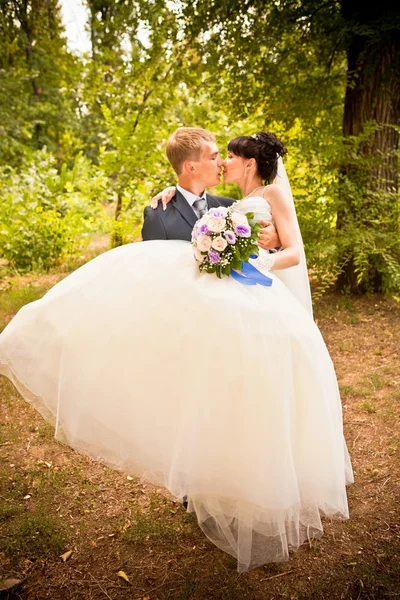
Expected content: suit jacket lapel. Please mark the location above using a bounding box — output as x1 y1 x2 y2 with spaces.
172 189 198 229
206 194 219 209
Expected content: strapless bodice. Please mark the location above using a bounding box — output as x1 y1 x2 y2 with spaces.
235 196 272 222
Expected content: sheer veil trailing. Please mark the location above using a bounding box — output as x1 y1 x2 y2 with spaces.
273 158 313 317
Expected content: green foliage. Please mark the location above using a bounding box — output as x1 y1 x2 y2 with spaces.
0 152 110 271
0 285 49 332
0 0 398 293
335 127 400 293
0 0 82 166
178 0 400 294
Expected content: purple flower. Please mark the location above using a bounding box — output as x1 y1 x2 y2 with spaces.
209 208 227 218
208 249 220 264
224 230 236 244
199 223 209 235
235 224 251 238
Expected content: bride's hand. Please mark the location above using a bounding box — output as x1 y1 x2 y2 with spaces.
258 221 281 251
150 186 176 211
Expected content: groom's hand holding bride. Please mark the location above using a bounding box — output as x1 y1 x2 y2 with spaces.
258 220 280 251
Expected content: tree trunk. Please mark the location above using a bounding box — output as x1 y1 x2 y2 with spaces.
336 1 400 293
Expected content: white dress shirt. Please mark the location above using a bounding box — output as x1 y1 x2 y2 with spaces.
176 185 208 219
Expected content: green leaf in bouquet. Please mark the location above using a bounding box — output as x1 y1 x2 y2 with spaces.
231 257 242 270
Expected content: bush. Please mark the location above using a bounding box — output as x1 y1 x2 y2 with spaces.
0 150 110 271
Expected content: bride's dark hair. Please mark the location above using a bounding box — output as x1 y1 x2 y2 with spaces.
228 132 287 183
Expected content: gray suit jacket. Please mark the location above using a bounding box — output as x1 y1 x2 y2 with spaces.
141 189 235 241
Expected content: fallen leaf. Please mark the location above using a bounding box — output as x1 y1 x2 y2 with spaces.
0 579 22 592
23 494 31 500
122 521 131 532
126 475 134 481
60 550 73 562
117 570 130 583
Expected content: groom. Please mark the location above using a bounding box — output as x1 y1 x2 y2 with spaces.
142 127 279 250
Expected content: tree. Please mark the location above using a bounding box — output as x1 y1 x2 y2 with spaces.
0 0 81 166
179 0 400 293
336 0 400 292
81 0 227 246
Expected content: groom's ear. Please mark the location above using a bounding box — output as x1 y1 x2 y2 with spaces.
183 160 195 174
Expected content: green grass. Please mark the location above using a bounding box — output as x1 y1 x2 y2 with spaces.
0 284 49 331
123 494 194 544
0 500 23 523
1 510 68 561
359 400 377 414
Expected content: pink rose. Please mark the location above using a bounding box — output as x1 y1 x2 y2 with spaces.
193 247 205 262
211 236 228 252
196 234 212 252
207 217 226 233
231 212 248 226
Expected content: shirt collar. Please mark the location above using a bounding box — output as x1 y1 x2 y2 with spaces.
176 184 207 207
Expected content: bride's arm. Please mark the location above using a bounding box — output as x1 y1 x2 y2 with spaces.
261 185 300 270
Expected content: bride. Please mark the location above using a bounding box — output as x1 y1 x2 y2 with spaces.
0 129 353 572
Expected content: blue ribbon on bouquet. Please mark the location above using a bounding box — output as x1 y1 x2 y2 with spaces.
230 255 273 287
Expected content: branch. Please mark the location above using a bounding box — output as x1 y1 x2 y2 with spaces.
131 56 177 132
132 88 154 132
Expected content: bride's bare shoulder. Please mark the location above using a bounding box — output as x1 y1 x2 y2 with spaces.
262 184 285 203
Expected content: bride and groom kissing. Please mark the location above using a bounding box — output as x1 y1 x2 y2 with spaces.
142 127 280 252
0 125 353 572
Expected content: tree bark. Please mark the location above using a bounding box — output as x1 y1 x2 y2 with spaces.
336 1 400 292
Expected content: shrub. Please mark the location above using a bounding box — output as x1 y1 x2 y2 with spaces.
0 150 110 271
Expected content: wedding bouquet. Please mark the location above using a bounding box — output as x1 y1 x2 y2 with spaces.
191 205 262 278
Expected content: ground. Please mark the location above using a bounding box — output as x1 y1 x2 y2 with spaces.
0 248 399 599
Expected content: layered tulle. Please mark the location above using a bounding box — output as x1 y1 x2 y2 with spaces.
0 239 353 571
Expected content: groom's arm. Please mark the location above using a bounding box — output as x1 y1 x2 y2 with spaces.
142 205 167 240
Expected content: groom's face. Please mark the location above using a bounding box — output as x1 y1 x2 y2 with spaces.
191 141 224 187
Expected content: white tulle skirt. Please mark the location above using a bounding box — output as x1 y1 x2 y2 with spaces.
0 240 353 571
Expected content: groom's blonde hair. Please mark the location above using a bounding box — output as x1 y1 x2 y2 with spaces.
166 127 216 175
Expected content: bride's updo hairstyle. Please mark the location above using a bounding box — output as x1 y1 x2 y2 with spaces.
228 131 287 183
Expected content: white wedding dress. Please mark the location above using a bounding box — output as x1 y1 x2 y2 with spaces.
0 196 353 572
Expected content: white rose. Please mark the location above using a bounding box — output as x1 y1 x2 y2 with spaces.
211 236 228 252
196 234 212 252
208 217 226 233
213 206 228 216
231 212 248 226
193 247 205 262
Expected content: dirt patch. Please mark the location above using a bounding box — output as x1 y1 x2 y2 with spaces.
1 286 399 599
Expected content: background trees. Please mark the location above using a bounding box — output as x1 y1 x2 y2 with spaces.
0 0 399 293
179 0 400 293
